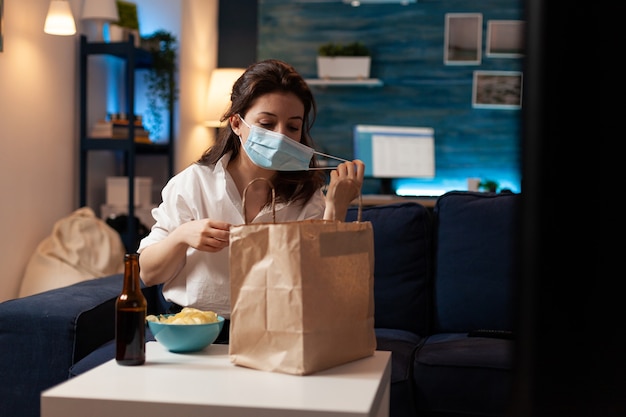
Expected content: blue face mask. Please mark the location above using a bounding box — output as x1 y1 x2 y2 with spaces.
238 115 350 171
238 115 329 171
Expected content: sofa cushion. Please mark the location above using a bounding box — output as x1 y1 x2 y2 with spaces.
376 328 423 384
413 333 513 416
433 191 520 333
346 202 432 336
376 328 422 417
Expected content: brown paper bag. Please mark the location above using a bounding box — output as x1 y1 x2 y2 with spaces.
228 179 376 375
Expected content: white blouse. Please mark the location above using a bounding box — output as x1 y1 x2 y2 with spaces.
138 153 325 318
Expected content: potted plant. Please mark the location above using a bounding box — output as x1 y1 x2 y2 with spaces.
109 1 140 46
317 41 371 80
141 30 179 140
479 179 499 193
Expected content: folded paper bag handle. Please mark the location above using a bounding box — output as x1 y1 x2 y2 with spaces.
242 177 276 225
242 177 363 224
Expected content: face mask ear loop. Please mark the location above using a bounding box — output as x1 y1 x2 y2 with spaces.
308 151 354 170
236 115 247 146
314 151 350 163
238 114 250 129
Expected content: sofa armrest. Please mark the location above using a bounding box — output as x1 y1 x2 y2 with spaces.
0 274 165 417
0 273 168 417
72 277 168 361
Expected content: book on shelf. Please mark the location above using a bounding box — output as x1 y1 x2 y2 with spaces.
89 120 152 143
89 121 113 138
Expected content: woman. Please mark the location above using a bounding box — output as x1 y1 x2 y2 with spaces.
137 59 364 338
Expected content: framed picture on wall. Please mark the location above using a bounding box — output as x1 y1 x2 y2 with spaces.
472 71 523 109
486 20 525 58
444 13 482 65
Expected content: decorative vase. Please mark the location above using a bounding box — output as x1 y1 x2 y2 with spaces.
316 56 371 80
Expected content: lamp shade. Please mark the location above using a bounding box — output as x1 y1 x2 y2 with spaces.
44 0 77 36
205 68 245 128
81 0 119 21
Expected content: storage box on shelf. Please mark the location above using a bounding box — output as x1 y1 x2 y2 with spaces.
105 176 152 207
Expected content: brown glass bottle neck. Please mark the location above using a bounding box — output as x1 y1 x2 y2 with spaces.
123 253 141 293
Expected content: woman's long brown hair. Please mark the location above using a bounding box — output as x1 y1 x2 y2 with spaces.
197 59 326 205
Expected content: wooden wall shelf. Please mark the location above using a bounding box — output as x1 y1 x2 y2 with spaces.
305 78 383 87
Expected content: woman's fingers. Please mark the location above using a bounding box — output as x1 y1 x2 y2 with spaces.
328 160 365 201
179 219 231 252
334 160 364 190
202 220 230 251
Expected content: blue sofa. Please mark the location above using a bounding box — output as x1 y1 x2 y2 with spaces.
347 191 519 417
0 191 520 417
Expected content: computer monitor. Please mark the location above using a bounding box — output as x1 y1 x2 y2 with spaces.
353 124 435 194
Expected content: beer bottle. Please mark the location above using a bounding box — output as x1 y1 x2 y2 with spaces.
115 253 147 365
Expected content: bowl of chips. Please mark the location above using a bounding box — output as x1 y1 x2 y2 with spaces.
146 307 225 353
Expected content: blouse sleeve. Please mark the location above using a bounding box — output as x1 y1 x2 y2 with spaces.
137 174 193 252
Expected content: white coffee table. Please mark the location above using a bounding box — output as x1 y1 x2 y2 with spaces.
41 341 391 417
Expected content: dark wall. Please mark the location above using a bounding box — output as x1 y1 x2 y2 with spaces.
218 0 523 195
217 0 258 68
258 0 523 195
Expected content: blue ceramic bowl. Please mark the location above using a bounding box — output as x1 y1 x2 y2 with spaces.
147 314 225 353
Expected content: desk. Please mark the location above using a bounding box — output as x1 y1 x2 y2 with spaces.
42 342 391 417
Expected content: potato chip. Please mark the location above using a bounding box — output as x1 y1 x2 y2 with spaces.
146 307 218 324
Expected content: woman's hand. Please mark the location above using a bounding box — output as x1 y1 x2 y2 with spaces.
173 219 231 253
323 159 365 221
139 219 231 286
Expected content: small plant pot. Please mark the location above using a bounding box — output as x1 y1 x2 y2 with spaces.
316 56 371 79
108 24 124 42
108 24 140 47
